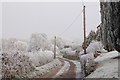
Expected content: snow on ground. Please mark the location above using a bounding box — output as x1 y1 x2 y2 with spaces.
0 75 2 80
53 60 70 77
79 41 107 55
26 59 61 78
87 59 118 78
87 51 119 78
71 60 81 78
86 41 103 53
94 51 119 62
62 58 81 78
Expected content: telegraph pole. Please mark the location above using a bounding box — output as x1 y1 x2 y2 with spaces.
54 36 56 59
83 5 87 77
83 5 86 54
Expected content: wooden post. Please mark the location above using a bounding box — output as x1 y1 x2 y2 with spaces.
83 5 86 54
83 5 87 77
54 36 56 59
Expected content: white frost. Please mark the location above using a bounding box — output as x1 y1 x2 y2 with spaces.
27 59 61 78
87 51 119 78
94 51 119 62
61 58 81 78
26 50 54 67
87 59 118 78
54 60 70 77
70 60 81 78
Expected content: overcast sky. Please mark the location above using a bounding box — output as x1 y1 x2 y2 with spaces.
1 2 101 43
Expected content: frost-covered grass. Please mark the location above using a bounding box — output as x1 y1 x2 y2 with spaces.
68 60 81 78
59 57 81 78
26 59 61 78
94 51 119 62
86 51 119 78
54 60 70 77
72 61 81 78
87 59 118 78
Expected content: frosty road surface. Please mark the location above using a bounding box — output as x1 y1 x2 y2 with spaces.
40 57 82 78
53 60 70 77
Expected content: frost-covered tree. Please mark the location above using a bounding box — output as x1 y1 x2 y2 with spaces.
2 38 17 52
1 38 33 78
28 33 52 52
51 37 66 50
14 40 28 52
2 38 28 52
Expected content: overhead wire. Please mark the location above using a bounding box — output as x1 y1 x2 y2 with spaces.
59 9 83 36
58 0 85 37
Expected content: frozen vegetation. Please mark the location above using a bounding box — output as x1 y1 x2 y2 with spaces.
79 41 119 78
26 59 61 78
51 36 67 50
60 43 82 60
62 58 81 78
0 32 118 79
79 41 108 76
87 51 119 78
2 51 35 78
1 38 34 78
0 33 63 78
53 60 70 78
25 51 54 67
28 33 52 52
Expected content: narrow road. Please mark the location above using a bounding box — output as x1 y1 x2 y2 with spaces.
39 57 81 79
54 58 76 78
39 58 65 78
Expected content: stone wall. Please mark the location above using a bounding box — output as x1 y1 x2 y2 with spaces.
100 2 120 52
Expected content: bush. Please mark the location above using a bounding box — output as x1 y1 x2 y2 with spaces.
2 51 35 78
26 51 54 67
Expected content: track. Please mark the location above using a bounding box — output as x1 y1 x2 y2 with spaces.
39 57 81 78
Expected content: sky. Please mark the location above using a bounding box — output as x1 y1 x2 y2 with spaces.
0 2 2 39
0 1 101 44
